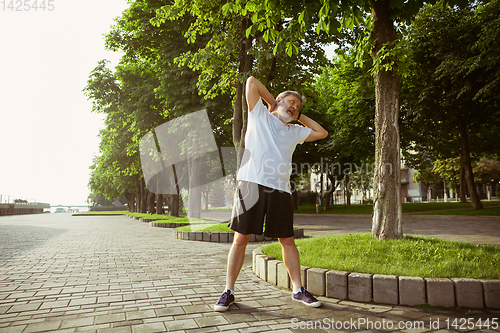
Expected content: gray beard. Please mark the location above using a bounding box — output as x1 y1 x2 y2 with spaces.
277 104 293 123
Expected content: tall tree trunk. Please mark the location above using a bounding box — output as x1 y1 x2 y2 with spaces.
170 194 179 217
459 163 467 203
140 177 148 213
459 123 483 210
233 17 254 165
156 194 163 214
187 157 202 218
148 191 155 213
345 174 351 206
370 0 403 240
135 177 142 213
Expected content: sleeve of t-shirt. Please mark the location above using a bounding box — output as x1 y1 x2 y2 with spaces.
249 98 266 117
291 124 312 145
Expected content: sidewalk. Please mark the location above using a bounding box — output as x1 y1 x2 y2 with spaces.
0 213 499 333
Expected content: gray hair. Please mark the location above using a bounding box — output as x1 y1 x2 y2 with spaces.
276 91 306 110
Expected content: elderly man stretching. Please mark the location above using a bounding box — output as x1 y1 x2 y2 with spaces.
214 76 328 311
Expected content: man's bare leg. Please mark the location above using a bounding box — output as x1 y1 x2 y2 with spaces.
226 232 252 291
279 236 303 290
279 236 321 307
215 232 252 312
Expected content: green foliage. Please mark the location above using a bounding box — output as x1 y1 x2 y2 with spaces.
401 1 500 162
311 48 375 166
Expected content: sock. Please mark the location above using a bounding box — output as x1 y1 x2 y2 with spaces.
293 288 303 294
226 289 234 295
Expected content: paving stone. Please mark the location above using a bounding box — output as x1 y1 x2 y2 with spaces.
252 248 264 275
220 232 229 243
306 268 328 296
373 274 398 305
452 278 484 308
300 266 310 290
398 276 426 306
256 255 272 281
23 319 62 333
95 313 126 325
210 233 219 242
348 273 372 303
60 316 95 329
426 278 455 308
131 321 166 333
267 260 280 286
481 279 500 308
195 315 229 327
326 270 349 300
163 318 199 331
276 262 290 289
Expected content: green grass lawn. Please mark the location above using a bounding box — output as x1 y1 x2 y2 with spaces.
176 223 232 232
262 233 500 279
294 200 500 215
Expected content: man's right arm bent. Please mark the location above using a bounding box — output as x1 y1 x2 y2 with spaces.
246 76 275 112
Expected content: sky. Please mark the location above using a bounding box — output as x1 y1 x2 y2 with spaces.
0 1 337 207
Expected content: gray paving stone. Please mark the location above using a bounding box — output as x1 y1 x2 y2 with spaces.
23 319 62 333
220 232 229 243
373 274 398 305
131 321 166 333
452 278 484 308
267 260 280 286
398 276 426 306
163 318 199 331
276 262 290 289
300 266 310 290
426 278 455 308
306 268 328 296
326 270 349 300
348 273 372 303
481 279 500 308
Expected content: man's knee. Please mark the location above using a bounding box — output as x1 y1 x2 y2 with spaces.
233 232 252 246
278 236 296 248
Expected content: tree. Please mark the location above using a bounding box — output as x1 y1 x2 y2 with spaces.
312 45 375 208
211 0 470 239
151 0 335 153
402 1 500 210
103 0 236 218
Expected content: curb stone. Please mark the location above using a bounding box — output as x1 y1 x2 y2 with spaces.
172 228 304 243
252 246 500 309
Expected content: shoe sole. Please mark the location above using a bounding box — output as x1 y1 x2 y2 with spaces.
214 300 235 312
292 298 322 308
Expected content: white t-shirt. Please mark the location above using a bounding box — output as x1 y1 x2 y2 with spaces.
237 99 312 193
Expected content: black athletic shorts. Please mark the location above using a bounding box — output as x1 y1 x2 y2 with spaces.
228 181 294 238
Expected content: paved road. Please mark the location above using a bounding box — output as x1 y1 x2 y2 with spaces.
0 213 499 333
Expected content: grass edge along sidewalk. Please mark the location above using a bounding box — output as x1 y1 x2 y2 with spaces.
262 232 500 279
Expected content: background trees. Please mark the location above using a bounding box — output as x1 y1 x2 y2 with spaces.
401 0 500 210
86 0 499 239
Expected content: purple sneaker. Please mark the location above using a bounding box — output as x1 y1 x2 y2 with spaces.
292 287 321 307
214 290 235 311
